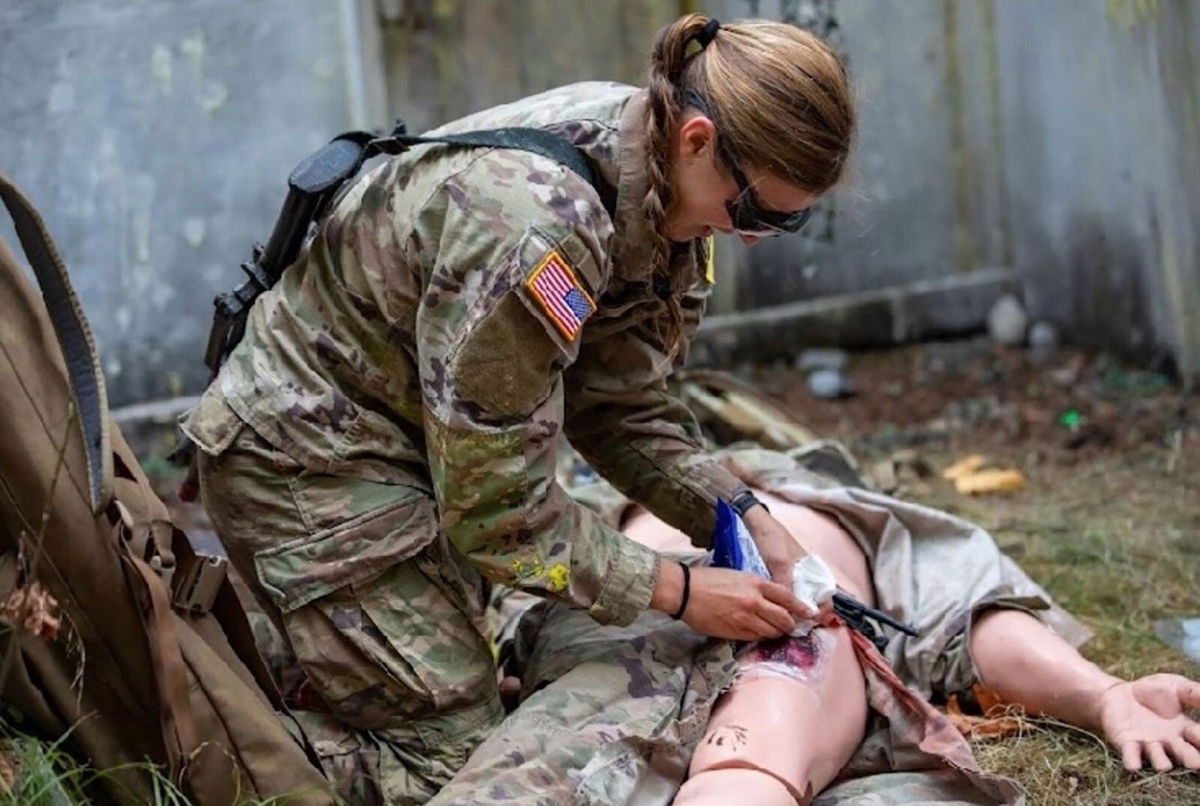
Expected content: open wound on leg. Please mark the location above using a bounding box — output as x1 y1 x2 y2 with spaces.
735 629 835 685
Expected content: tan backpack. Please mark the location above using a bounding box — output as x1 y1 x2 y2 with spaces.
0 171 335 805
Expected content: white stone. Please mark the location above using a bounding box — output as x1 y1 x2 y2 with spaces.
987 294 1028 345
1028 320 1059 351
809 369 849 399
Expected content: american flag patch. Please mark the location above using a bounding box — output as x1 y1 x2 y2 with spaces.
526 250 595 340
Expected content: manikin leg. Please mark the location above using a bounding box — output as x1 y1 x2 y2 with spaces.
623 491 873 805
625 484 1200 792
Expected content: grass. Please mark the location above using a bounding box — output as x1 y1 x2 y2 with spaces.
905 439 1200 805
6 343 1196 804
0 726 193 806
0 722 311 805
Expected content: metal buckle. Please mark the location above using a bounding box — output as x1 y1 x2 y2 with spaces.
171 553 228 615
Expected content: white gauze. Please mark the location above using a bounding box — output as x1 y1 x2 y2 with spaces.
790 554 837 636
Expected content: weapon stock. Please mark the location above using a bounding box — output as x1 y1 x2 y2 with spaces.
203 134 377 376
835 592 916 652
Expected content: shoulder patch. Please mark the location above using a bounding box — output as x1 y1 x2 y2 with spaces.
525 249 596 341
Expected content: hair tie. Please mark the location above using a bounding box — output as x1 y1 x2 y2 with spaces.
692 18 721 50
653 273 673 300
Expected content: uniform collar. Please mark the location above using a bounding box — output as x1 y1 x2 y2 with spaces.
611 89 657 281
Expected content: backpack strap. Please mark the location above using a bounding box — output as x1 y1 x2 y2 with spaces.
0 172 112 514
384 126 607 210
195 122 611 389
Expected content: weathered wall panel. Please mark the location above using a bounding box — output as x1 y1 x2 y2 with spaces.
3 0 1197 406
0 0 378 405
718 0 1199 379
379 0 678 133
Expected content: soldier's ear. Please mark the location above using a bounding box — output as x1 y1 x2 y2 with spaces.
676 115 717 162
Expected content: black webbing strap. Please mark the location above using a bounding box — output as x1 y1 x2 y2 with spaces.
0 172 112 514
376 126 609 215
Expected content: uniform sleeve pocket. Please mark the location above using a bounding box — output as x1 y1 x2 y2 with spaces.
179 390 245 457
255 492 438 613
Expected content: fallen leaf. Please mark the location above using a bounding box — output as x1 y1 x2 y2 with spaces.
3 581 61 640
0 743 13 795
942 454 986 481
945 684 1026 739
955 469 1026 495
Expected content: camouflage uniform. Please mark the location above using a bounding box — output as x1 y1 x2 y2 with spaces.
430 444 1093 805
183 83 752 802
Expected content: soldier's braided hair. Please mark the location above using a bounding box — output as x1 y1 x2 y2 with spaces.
642 13 856 356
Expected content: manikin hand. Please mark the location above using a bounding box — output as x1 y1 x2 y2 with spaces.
1097 673 1200 772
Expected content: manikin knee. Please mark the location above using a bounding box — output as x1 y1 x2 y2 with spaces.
676 767 806 806
674 766 809 806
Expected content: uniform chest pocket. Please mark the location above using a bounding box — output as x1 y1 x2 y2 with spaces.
255 488 438 613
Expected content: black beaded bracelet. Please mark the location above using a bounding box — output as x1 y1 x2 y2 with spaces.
670 562 691 620
730 490 769 518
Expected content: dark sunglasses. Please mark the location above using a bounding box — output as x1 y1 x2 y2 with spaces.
684 90 813 237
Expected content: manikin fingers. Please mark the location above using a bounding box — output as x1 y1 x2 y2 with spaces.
1179 680 1200 710
1120 741 1142 771
1145 741 1173 772
1167 737 1200 770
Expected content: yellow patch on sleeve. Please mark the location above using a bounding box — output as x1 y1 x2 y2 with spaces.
525 250 595 341
546 563 570 592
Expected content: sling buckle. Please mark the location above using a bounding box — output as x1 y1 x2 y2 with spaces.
172 553 228 615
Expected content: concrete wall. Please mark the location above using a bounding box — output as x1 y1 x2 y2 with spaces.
3 0 1197 407
0 0 385 406
376 0 678 134
715 0 1200 380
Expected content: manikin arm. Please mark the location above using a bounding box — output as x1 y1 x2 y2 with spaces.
971 609 1200 772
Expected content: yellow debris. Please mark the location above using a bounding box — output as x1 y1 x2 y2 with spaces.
942 454 987 481
954 469 1027 495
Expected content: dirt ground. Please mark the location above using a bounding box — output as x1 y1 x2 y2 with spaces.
753 337 1199 805
148 336 1198 804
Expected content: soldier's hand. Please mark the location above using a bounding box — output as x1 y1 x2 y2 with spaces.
653 561 813 641
742 503 808 591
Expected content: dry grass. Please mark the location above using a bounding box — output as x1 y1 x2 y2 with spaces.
870 413 1198 804
929 442 1200 805
758 340 1199 804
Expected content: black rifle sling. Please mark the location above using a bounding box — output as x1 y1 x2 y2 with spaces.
0 171 111 514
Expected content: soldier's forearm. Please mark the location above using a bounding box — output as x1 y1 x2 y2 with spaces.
446 494 660 627
649 557 686 615
571 428 748 544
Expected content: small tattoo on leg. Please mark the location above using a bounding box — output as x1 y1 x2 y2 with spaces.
703 723 748 750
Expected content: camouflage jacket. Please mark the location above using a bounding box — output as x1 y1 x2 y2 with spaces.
183 82 751 627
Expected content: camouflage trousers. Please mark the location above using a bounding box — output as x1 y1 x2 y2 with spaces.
198 427 504 805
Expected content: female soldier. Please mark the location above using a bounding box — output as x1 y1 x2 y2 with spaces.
183 13 855 803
